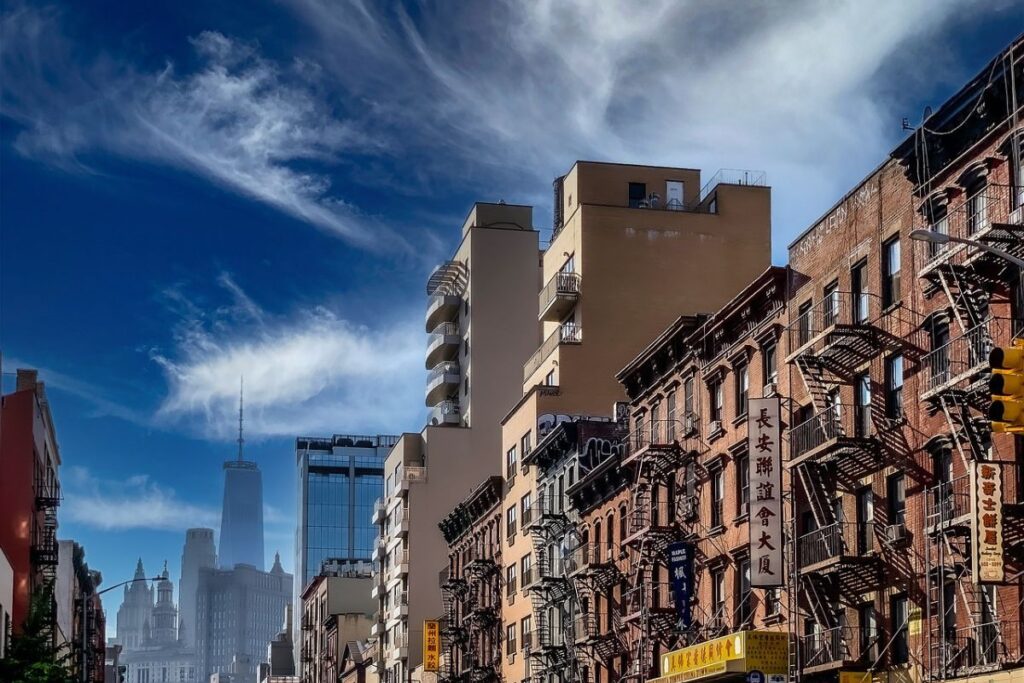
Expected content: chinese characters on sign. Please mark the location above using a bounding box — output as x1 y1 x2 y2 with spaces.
667 541 695 629
971 461 1004 583
423 620 440 671
748 398 783 587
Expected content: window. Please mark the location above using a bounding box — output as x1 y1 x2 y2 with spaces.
506 564 517 597
521 554 532 587
966 179 989 235
855 373 871 437
506 446 517 479
736 558 752 627
464 376 470 395
851 259 869 324
520 493 532 527
887 473 906 526
890 594 909 664
797 300 812 346
764 587 780 617
507 623 517 654
619 504 628 548
521 431 532 457
520 616 531 651
711 469 724 528
856 487 874 555
823 280 839 327
684 377 695 417
1013 133 1024 209
506 506 517 539
927 202 949 259
650 403 661 443
545 369 556 386
762 343 778 389
711 568 726 625
736 453 750 517
858 602 877 662
709 379 724 424
882 236 901 308
628 182 647 208
930 320 951 385
735 362 749 417
886 354 904 419
666 391 677 440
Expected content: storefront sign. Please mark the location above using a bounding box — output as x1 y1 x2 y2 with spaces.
748 398 783 587
423 620 440 671
971 462 1005 583
667 541 695 629
658 631 788 682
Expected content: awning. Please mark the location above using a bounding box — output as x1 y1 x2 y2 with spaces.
651 630 789 682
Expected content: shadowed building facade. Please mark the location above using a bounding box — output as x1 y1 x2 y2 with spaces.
219 460 265 571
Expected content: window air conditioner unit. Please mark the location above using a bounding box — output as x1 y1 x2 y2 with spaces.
709 420 723 434
884 523 909 546
1011 205 1024 225
764 382 777 397
684 413 698 437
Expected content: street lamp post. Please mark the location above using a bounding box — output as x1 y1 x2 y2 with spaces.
81 576 161 683
909 228 1024 269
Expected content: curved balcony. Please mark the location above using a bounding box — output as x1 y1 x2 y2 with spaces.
538 272 581 322
426 322 461 368
429 399 461 427
426 294 461 332
426 362 460 407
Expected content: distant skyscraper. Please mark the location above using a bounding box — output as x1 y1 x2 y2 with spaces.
115 559 154 650
179 528 216 646
219 384 265 570
195 554 291 680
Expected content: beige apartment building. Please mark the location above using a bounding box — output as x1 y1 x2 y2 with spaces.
500 162 773 683
372 203 541 683
300 573 376 683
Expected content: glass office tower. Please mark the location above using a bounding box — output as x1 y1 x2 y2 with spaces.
294 435 397 587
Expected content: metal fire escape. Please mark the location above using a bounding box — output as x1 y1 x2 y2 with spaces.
619 418 699 682
915 183 1024 679
568 540 627 669
464 556 501 682
526 492 578 683
440 567 469 683
33 469 61 643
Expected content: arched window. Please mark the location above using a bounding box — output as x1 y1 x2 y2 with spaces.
594 521 602 562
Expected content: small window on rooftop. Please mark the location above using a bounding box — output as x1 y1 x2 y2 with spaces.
628 183 647 208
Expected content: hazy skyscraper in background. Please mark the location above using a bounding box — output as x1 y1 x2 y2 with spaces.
178 528 216 646
218 383 265 570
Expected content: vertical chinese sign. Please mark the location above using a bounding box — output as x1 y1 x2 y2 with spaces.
423 620 440 671
666 541 695 629
748 397 783 587
971 462 1004 583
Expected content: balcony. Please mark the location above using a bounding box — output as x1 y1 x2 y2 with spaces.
622 499 677 551
934 621 1013 676
538 272 581 322
525 495 569 535
429 399 461 427
622 419 689 472
371 620 384 638
925 475 972 532
786 292 910 370
800 625 878 673
523 323 582 383
372 540 386 562
920 318 1011 400
426 361 460 406
788 403 878 474
567 542 620 587
372 499 387 525
797 522 880 590
621 582 675 633
31 530 58 567
426 293 461 332
573 612 622 657
426 322 461 368
915 183 1024 287
34 478 61 509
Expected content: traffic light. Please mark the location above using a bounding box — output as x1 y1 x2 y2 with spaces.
118 665 127 683
990 340 1024 433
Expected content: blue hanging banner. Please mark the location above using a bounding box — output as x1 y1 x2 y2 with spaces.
666 541 695 629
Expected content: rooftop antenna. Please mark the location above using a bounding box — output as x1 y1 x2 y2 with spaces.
237 376 245 462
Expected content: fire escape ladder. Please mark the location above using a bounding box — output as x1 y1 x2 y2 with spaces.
800 573 836 631
794 354 833 415
938 394 976 472
797 462 836 530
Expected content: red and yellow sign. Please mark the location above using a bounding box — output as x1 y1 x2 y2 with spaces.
971 461 1005 583
423 620 440 671
657 630 788 682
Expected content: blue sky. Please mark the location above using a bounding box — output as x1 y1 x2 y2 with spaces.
1 0 1021 634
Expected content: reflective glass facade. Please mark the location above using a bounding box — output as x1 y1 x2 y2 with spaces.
294 435 397 587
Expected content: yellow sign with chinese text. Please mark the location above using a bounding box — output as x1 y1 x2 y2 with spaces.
658 630 789 681
839 673 871 683
423 620 440 671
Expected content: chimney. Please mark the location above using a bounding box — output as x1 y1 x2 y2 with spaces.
16 369 39 393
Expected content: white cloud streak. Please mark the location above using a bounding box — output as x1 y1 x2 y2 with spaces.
151 273 424 439
62 466 220 532
1 9 404 250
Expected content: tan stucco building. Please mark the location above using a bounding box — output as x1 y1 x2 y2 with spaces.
301 574 376 683
372 203 541 683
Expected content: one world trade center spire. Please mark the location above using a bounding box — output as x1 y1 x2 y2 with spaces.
218 377 264 570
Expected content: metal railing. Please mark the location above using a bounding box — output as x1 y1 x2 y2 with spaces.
790 403 872 460
523 323 583 382
800 625 877 668
430 399 461 424
622 582 673 616
916 183 1022 273
788 292 883 354
625 419 687 455
568 542 617 570
428 361 460 384
926 475 972 527
428 322 460 352
699 169 768 202
797 522 874 568
628 499 674 535
539 272 581 313
921 318 1012 395
939 622 1005 670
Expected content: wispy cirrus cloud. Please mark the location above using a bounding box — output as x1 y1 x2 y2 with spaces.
62 466 220 532
1 7 403 250
150 272 424 440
